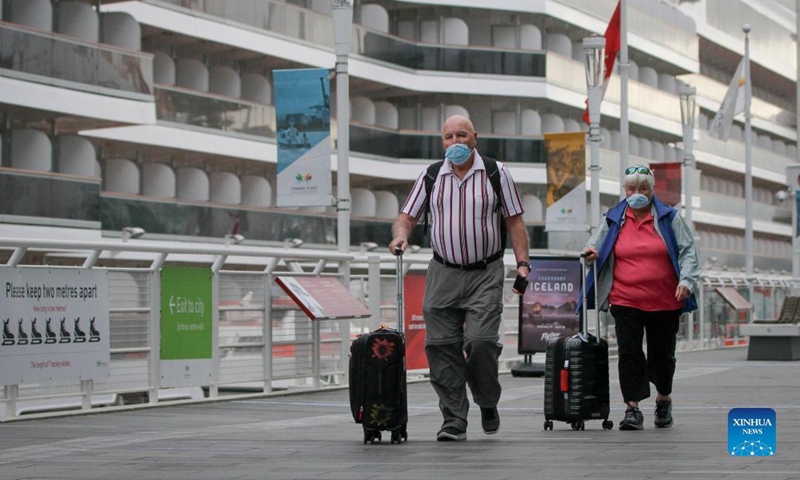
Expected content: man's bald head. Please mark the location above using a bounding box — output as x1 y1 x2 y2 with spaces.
442 115 478 155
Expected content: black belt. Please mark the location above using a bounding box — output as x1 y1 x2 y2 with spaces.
432 251 504 271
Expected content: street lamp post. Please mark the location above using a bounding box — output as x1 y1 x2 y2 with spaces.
332 0 353 383
332 0 352 255
679 84 696 343
583 35 606 229
679 85 696 230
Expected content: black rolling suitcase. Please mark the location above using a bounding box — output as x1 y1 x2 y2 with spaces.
349 249 409 444
543 253 613 431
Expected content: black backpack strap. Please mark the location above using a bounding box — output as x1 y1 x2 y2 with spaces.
482 157 502 211
482 157 507 248
423 161 444 236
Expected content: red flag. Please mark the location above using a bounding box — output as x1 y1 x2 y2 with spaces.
582 1 621 125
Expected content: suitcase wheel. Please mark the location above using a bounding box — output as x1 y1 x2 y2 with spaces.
570 421 585 431
363 430 382 444
543 420 553 431
602 420 614 430
390 430 405 444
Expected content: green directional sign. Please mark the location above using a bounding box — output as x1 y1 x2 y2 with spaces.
160 266 212 360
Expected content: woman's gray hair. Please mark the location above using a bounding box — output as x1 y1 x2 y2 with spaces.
624 171 655 189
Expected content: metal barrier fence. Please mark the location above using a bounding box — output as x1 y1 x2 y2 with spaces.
1 238 797 421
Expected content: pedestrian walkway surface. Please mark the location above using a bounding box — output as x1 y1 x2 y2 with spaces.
0 347 798 480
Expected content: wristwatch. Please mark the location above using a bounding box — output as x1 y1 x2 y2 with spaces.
517 261 530 270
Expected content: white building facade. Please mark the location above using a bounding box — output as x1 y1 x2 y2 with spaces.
0 0 796 274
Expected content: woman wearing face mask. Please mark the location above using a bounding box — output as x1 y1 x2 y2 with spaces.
581 165 700 431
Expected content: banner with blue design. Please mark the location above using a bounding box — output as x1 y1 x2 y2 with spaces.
274 68 331 207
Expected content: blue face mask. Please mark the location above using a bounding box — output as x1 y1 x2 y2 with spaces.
626 193 650 209
444 143 473 165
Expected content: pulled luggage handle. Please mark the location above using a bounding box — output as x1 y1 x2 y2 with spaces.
578 252 601 340
394 247 404 333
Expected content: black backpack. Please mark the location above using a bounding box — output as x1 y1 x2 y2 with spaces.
422 157 507 248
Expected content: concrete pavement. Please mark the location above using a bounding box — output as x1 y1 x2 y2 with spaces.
0 347 798 480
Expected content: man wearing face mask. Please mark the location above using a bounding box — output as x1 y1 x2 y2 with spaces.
389 115 530 442
581 165 700 431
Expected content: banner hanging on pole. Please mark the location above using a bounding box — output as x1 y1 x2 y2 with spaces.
274 68 332 207
545 132 587 232
786 166 800 251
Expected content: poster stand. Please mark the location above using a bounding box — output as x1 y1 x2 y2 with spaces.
511 256 582 378
510 354 545 377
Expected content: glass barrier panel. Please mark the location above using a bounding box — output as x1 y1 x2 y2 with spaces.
0 171 100 221
360 28 544 77
155 86 275 137
351 124 545 162
0 24 153 95
99 195 548 248
1 26 54 78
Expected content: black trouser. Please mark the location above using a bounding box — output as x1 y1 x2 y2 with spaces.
610 305 681 404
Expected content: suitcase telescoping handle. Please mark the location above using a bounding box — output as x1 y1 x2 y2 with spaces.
579 252 601 338
394 247 404 333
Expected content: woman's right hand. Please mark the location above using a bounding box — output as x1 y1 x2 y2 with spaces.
581 247 598 263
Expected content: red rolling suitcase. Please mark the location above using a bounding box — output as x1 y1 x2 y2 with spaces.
348 249 409 444
543 253 613 431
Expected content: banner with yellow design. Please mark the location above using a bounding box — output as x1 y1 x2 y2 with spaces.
545 132 586 232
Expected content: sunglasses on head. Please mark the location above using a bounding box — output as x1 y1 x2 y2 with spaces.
625 166 652 175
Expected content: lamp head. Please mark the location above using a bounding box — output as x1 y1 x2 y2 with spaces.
359 242 379 253
224 234 245 245
284 238 304 249
679 84 697 128
122 227 145 241
582 35 606 88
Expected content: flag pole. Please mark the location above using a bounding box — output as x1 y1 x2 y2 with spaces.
795 1 800 280
619 0 628 199
743 24 754 309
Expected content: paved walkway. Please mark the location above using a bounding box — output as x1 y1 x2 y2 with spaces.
0 347 798 480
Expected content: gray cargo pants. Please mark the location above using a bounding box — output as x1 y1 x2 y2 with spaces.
422 258 505 432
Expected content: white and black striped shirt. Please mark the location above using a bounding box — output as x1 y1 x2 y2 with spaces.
401 152 524 265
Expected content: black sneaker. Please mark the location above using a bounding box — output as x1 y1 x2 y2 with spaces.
436 426 466 442
619 405 644 430
480 407 500 435
654 399 673 428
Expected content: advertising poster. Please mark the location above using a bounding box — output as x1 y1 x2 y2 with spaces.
518 257 581 354
403 275 428 370
650 162 682 207
274 68 332 207
0 267 110 385
545 132 587 232
160 266 212 387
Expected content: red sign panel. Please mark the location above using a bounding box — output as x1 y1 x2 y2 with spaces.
403 275 428 370
274 276 370 320
650 162 682 207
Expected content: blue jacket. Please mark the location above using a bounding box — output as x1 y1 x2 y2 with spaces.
579 195 700 314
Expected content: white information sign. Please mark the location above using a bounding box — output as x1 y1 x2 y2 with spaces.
0 268 110 385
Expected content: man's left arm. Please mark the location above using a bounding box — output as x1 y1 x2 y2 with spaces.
505 213 530 288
